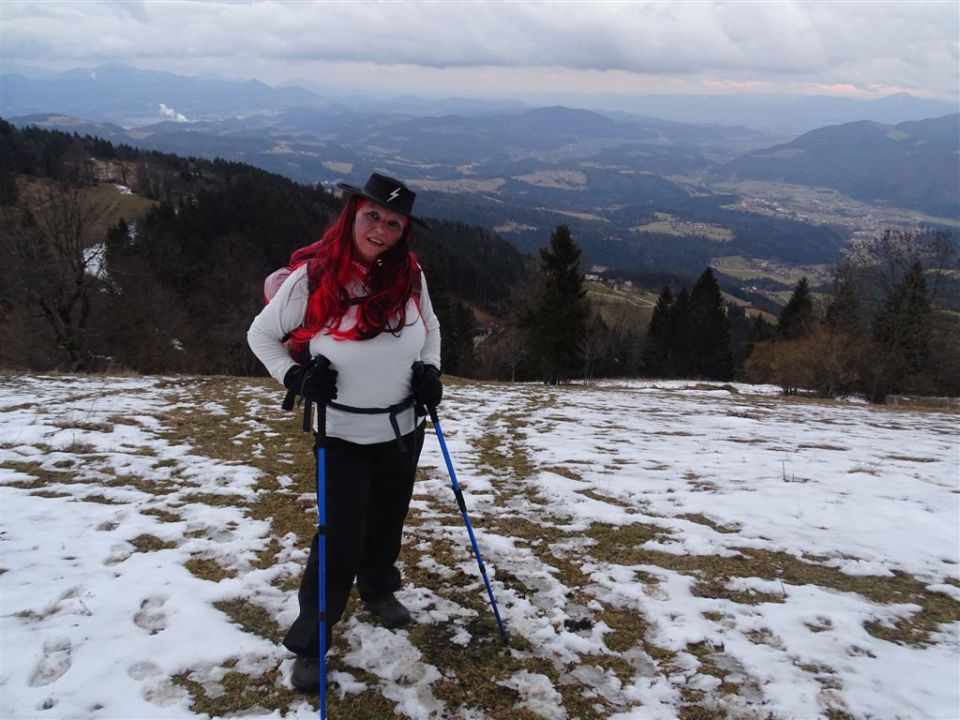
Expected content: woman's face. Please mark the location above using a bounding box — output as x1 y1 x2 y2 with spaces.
352 200 408 264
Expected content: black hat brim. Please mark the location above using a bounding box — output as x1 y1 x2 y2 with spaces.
337 182 429 229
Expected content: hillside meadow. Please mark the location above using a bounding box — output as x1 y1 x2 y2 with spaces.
1 374 958 719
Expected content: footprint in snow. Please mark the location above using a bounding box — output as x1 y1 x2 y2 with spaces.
126 660 184 706
126 661 163 680
134 596 167 634
28 637 72 687
103 543 133 566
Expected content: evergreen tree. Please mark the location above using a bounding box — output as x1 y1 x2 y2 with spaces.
688 267 733 380
872 261 932 380
642 286 673 376
778 276 815 340
665 288 692 378
747 314 776 352
525 225 588 384
826 277 862 336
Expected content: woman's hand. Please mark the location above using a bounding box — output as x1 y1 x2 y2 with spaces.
412 362 442 409
284 357 338 404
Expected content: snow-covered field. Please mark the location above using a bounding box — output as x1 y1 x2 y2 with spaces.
1 374 958 719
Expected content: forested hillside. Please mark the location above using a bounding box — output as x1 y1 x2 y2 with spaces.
4 119 958 401
0 120 527 376
724 114 960 220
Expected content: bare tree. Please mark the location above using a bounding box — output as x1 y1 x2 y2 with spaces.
4 183 105 370
840 229 959 312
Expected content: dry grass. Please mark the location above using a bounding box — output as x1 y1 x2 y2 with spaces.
8 373 957 719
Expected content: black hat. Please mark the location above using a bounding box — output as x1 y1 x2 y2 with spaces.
337 172 428 228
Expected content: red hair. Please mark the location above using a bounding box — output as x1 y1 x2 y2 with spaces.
287 197 421 349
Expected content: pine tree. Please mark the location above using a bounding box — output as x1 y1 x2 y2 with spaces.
826 277 862 336
642 286 673 376
688 268 732 380
666 288 692 378
778 276 815 340
872 261 932 380
526 225 588 384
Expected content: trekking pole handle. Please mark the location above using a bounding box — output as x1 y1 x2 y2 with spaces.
314 355 330 445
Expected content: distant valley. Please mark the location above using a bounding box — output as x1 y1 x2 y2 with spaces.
5 64 958 301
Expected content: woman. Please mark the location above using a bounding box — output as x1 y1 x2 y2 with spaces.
247 172 442 692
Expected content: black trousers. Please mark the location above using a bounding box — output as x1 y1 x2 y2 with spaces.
282 423 425 656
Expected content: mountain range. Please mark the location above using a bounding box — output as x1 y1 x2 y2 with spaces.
4 63 956 135
4 63 958 280
724 114 960 219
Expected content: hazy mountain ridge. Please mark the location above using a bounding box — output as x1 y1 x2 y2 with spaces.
4 63 955 133
6 64 957 282
724 114 960 219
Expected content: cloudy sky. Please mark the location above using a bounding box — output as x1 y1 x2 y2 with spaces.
2 1 958 101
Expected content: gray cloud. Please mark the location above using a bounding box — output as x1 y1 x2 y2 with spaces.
2 0 957 99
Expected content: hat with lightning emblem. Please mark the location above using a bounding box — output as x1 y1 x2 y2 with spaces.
337 172 428 228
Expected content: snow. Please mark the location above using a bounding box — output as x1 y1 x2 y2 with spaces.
1 375 958 719
83 243 106 279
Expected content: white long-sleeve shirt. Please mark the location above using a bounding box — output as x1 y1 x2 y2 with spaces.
247 263 441 444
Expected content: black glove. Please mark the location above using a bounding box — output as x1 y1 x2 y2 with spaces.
412 362 442 409
283 357 338 404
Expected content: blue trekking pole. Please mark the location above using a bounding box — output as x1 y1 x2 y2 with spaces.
302 358 329 718
316 401 327 719
427 405 509 644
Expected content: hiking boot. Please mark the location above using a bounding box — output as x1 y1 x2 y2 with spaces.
363 594 412 629
291 655 320 692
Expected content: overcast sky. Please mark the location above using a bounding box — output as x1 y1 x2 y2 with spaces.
2 1 958 102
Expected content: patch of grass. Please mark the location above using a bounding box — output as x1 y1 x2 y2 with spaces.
884 454 937 463
476 423 536 482
185 557 238 582
60 420 114 433
587 521 672 565
106 414 143 427
140 507 183 523
178 492 246 507
677 514 741 534
174 665 299 718
542 464 583 481
63 440 99 454
805 617 834 633
410 621 527 715
80 493 124 505
600 605 653 654
214 598 284 644
587 542 960 642
253 537 284 570
129 534 177 553
686 642 742 695
1 460 87 487
692 578 786 605
677 700 729 720
106 476 180 495
577 489 633 509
